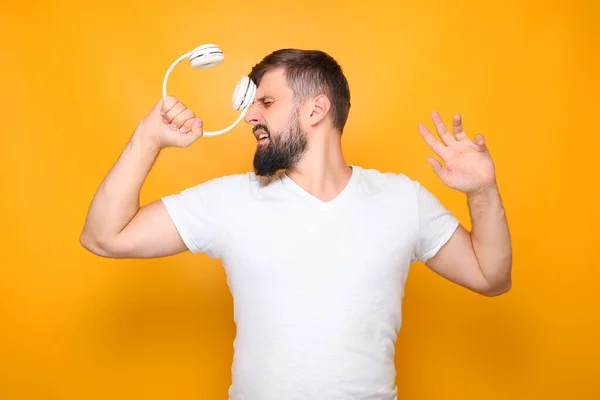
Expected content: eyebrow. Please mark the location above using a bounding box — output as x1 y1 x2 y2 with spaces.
255 95 275 104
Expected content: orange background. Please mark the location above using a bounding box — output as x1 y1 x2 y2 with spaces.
1 0 599 399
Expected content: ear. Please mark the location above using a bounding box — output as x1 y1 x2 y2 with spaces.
307 94 331 126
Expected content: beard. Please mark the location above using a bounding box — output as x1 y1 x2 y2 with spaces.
252 109 308 177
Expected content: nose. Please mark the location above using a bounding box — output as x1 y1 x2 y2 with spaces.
244 102 260 126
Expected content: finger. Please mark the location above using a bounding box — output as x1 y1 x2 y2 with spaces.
427 157 449 183
418 123 451 160
431 111 455 145
177 118 204 147
163 102 186 125
161 96 179 116
179 118 194 133
180 116 203 134
473 134 488 151
172 109 195 129
453 113 469 141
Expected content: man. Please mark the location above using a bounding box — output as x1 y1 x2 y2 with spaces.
80 48 512 399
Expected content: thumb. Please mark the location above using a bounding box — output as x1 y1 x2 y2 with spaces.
427 157 447 181
178 117 204 147
188 117 204 140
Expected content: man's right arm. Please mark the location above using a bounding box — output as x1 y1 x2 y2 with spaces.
79 97 204 259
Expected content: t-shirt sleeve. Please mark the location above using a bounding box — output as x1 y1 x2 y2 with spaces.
160 177 224 259
411 180 460 264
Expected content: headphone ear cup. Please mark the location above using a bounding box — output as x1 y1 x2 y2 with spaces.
190 53 224 69
232 76 255 111
189 44 224 70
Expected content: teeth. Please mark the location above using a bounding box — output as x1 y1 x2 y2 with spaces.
259 133 269 139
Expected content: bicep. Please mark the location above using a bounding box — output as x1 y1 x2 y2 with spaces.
92 200 188 259
424 224 493 295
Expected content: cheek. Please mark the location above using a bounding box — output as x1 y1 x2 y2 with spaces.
264 113 285 134
264 101 297 131
272 106 297 130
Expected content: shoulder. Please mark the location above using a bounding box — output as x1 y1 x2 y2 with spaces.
193 171 260 192
162 172 256 204
353 165 420 196
179 171 283 206
355 166 449 213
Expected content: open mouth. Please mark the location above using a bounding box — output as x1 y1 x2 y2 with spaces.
256 130 270 144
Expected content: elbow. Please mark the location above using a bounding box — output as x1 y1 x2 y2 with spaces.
79 230 104 256
79 229 95 251
480 278 512 297
79 230 119 258
478 256 513 297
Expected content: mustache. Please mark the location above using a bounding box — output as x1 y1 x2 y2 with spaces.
253 124 270 135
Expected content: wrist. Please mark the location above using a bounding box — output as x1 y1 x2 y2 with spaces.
466 182 507 229
130 124 162 156
466 182 500 202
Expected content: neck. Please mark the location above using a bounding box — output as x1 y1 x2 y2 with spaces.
285 129 352 202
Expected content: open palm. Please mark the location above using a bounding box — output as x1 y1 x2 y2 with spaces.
418 111 496 195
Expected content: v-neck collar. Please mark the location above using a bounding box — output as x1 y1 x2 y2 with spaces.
280 165 359 207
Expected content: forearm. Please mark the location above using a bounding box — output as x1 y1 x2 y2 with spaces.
467 184 512 290
81 128 160 246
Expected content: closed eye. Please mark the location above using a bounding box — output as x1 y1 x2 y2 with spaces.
255 96 275 107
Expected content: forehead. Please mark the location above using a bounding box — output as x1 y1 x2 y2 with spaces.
255 68 292 98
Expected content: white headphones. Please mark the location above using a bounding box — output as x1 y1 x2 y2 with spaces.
161 44 257 136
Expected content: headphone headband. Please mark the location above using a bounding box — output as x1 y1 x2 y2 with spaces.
161 44 257 137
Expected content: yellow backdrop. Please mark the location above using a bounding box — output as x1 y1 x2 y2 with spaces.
1 0 598 398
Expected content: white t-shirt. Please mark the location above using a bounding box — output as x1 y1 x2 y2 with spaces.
161 165 459 400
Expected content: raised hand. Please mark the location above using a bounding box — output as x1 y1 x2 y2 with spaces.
136 96 204 150
418 111 496 195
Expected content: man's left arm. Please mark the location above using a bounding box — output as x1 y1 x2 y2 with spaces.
417 111 512 296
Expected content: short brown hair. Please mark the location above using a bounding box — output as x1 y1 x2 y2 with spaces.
248 49 351 133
